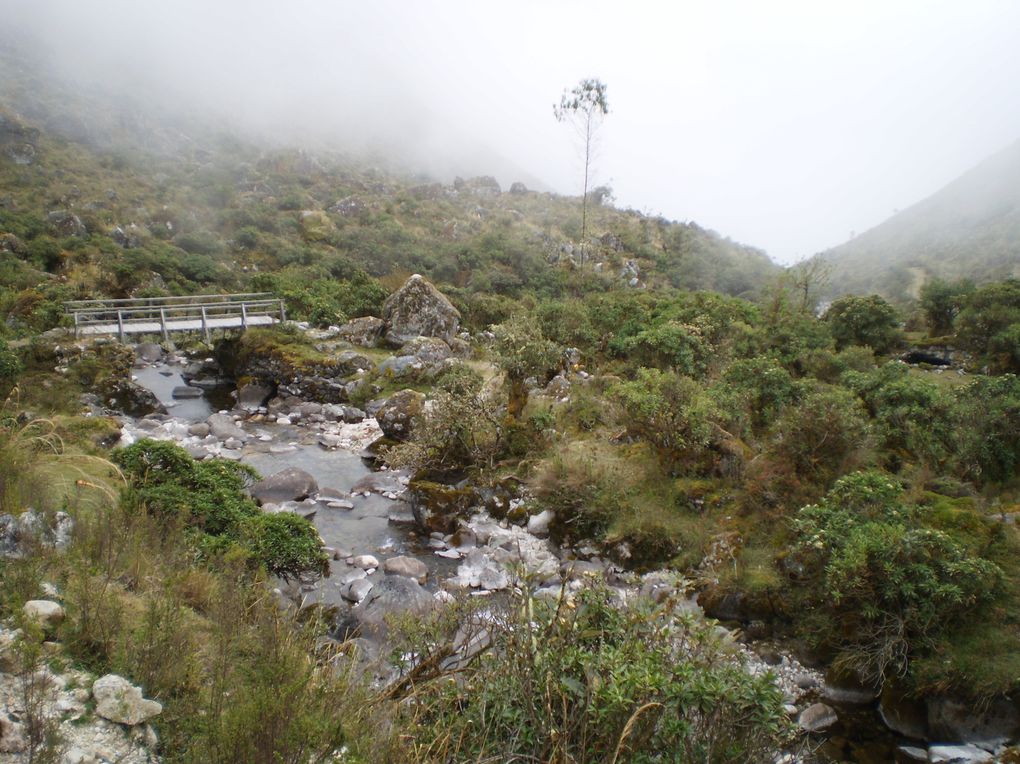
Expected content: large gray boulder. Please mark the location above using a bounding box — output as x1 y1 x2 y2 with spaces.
251 468 319 505
381 274 460 347
352 575 433 637
206 413 248 442
375 389 425 441
92 674 162 725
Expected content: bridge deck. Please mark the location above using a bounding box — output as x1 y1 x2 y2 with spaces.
75 314 277 336
65 293 285 340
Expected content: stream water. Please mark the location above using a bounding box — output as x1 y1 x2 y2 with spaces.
132 364 457 606
127 363 988 764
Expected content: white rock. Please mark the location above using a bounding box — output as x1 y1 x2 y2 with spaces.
350 554 379 570
526 509 555 537
92 674 162 725
23 599 65 631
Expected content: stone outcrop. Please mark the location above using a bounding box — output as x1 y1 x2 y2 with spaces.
375 389 425 441
381 274 460 347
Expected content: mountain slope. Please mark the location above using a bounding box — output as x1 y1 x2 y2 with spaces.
0 46 780 335
822 139 1020 299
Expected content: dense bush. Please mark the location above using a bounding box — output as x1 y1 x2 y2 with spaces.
399 585 794 763
792 471 1002 683
114 440 327 580
824 294 901 354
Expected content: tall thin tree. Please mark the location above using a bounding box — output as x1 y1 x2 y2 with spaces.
554 78 609 263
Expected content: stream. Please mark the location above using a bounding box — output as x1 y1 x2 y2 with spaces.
123 359 1000 764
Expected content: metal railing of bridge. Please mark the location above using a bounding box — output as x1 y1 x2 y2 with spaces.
64 293 287 342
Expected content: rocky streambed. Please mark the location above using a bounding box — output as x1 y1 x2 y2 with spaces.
104 346 1014 764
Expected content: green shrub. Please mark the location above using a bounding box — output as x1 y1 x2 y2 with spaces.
824 294 901 354
792 471 1003 684
398 584 794 763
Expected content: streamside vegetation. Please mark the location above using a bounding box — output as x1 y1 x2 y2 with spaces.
2 59 1020 761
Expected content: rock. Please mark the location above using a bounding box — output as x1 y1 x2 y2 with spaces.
172 385 204 399
187 422 210 437
927 744 994 763
352 575 433 636
509 181 528 194
92 674 162 725
336 316 385 347
134 343 163 364
799 703 838 732
0 712 27 753
375 389 425 441
350 554 379 570
383 555 428 584
376 355 425 380
399 336 452 366
341 578 374 603
47 210 87 237
206 413 248 442
894 746 928 762
927 695 1019 749
879 685 929 741
237 382 274 411
23 600 65 632
250 467 318 505
526 509 555 538
381 274 461 346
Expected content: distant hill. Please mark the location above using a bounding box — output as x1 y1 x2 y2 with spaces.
822 139 1020 300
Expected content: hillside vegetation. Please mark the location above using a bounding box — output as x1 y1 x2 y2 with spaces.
822 139 1020 300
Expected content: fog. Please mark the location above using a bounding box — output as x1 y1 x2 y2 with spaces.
4 0 1020 263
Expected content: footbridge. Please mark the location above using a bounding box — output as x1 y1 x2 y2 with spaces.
65 293 286 342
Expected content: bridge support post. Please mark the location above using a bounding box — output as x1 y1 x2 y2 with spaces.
241 303 248 330
201 306 211 344
160 308 169 343
279 300 287 323
117 310 125 343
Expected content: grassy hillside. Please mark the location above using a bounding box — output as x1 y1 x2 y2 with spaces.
822 139 1020 300
0 46 779 335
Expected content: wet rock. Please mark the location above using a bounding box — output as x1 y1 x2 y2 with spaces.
172 385 203 399
207 413 248 441
250 467 318 505
134 343 163 364
927 744 994 763
799 702 838 732
341 578 374 603
350 554 379 570
375 389 425 441
336 316 384 347
187 422 210 437
383 555 428 584
352 575 433 636
879 685 929 741
927 695 1019 749
238 382 274 411
92 674 162 725
381 274 461 346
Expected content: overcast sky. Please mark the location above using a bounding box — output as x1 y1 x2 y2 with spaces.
6 0 1020 263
